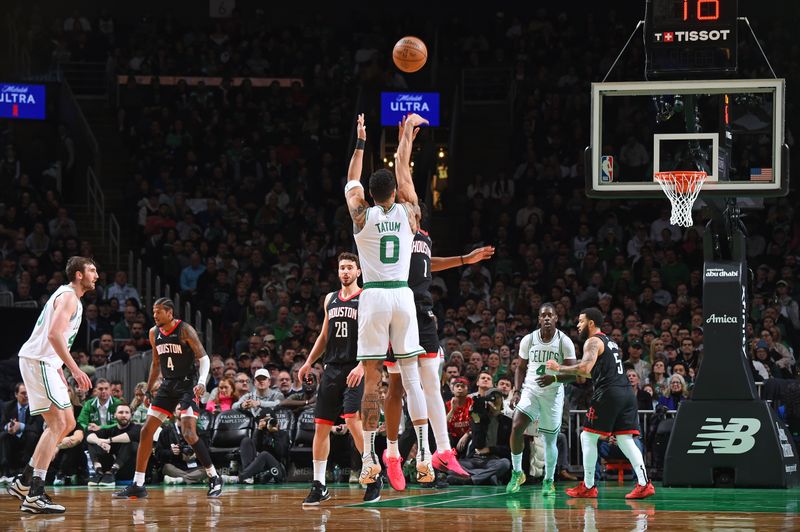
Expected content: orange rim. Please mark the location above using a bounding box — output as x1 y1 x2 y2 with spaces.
655 171 707 194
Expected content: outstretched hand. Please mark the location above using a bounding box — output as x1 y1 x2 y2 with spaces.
464 246 495 265
398 115 421 143
404 113 429 128
357 113 366 141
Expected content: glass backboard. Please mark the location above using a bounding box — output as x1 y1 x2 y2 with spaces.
586 79 788 198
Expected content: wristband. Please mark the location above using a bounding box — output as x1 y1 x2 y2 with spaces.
355 138 366 150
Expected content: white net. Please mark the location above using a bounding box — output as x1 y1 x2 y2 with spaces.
655 171 707 227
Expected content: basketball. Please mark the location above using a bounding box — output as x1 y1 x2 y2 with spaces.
392 36 427 73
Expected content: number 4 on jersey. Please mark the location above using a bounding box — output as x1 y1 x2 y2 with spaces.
167 357 175 371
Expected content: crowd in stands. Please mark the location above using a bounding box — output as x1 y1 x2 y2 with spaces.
0 6 798 486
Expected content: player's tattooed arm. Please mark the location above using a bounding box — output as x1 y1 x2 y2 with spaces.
181 323 208 360
546 337 600 378
362 391 382 431
345 113 369 231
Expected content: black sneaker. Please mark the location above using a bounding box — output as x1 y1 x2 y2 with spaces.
87 472 102 487
302 481 331 507
21 491 65 514
207 476 222 497
99 472 116 487
112 483 148 499
7 475 29 501
363 475 382 503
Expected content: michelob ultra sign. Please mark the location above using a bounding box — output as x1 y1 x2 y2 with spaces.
381 92 439 127
0 83 46 120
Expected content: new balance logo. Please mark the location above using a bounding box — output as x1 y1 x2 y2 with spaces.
688 417 761 454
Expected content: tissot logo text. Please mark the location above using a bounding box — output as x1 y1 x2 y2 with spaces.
653 29 732 43
705 314 737 324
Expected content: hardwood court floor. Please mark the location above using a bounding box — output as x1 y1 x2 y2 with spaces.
3 482 800 531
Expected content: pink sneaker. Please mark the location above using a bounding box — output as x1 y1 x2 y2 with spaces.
432 448 470 478
382 449 406 491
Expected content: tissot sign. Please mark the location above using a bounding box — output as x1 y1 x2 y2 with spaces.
0 83 46 120
381 92 440 127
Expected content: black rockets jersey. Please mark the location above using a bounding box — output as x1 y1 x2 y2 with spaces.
324 290 360 365
590 332 630 397
154 320 197 379
409 230 433 311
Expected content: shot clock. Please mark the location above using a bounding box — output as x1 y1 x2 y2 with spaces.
645 0 738 78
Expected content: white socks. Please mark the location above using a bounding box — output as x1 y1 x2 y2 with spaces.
511 452 523 473
33 468 47 480
615 434 649 486
313 460 327 485
133 471 146 486
387 439 399 459
205 465 218 478
580 431 600 489
362 430 377 465
415 424 431 464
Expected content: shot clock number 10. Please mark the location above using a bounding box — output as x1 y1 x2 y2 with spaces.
645 0 739 78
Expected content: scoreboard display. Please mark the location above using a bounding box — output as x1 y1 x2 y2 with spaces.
645 0 739 78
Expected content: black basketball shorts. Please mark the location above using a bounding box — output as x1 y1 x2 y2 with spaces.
582 387 640 437
385 308 439 368
150 377 200 419
313 363 364 425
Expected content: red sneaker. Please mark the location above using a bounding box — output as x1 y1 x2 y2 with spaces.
565 482 598 498
432 448 470 478
382 449 406 491
625 481 656 499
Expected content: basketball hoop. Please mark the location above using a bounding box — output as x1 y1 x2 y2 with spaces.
654 171 707 227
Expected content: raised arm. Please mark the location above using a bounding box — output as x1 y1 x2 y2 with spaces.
396 113 427 232
345 113 370 231
546 336 603 378
431 246 495 272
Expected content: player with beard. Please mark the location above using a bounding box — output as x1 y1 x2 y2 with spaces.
113 298 222 499
506 303 576 495
10 257 96 514
547 307 655 499
298 253 374 505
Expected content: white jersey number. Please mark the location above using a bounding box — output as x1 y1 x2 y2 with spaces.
334 321 348 338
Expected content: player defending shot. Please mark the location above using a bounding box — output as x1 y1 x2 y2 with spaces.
344 112 432 489
377 116 494 490
506 303 576 496
298 252 372 505
547 307 655 499
10 256 95 513
113 298 222 499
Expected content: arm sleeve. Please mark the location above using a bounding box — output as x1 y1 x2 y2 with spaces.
197 355 210 386
518 334 531 360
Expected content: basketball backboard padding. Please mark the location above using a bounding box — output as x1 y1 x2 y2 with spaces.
587 78 788 198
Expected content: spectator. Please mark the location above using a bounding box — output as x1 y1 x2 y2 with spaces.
106 271 141 306
223 411 288 485
0 384 43 481
657 374 690 410
77 379 123 432
206 377 236 413
86 404 140 486
233 368 284 416
157 405 209 485
180 252 206 294
113 304 138 339
626 368 653 411
130 382 149 425
110 380 124 401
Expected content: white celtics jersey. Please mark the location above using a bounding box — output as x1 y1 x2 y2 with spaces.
353 203 414 283
18 285 83 367
519 328 576 396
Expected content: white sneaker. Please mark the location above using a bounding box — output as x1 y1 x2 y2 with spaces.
220 475 238 484
242 477 254 485
163 475 184 485
359 463 382 485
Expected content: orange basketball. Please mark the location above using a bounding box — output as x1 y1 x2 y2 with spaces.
393 36 427 73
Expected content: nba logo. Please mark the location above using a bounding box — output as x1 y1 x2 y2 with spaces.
601 156 614 182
